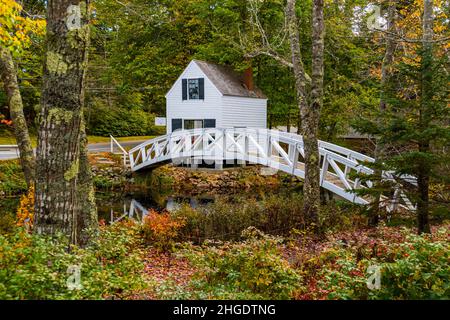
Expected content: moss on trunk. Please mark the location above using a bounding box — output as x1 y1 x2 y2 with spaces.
35 1 97 245
0 47 35 187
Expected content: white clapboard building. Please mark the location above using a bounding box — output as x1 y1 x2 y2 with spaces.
165 60 267 133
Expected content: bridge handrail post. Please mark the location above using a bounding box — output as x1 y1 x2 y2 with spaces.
110 135 128 155
110 135 129 167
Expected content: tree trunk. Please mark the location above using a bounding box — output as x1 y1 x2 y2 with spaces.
0 47 35 187
77 115 98 245
380 2 396 112
304 0 324 226
370 1 397 226
286 0 325 226
286 111 291 133
417 142 431 234
286 0 313 224
35 0 95 244
417 0 434 234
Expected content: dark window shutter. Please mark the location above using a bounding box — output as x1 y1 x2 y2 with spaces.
172 119 182 132
182 79 187 100
204 119 216 128
199 78 205 100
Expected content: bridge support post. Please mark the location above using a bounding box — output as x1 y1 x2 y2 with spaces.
215 160 223 170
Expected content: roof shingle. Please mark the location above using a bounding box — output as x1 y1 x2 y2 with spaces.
194 60 267 99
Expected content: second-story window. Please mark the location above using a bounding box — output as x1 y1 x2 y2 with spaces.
188 79 200 99
182 78 204 101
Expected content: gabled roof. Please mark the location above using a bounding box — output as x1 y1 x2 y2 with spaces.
193 60 267 99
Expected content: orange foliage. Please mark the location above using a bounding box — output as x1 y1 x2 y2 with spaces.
0 119 13 126
16 185 34 231
142 209 186 251
0 114 12 126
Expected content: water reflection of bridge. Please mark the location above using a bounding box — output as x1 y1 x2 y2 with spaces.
110 199 149 224
110 197 213 223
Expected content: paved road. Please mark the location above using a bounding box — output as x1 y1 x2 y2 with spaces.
0 140 147 161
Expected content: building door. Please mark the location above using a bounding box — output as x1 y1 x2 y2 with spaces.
172 119 182 132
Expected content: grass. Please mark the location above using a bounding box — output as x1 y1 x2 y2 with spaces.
87 135 155 144
0 132 155 146
0 133 19 146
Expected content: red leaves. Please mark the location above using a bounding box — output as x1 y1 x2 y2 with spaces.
1 119 13 126
143 248 195 286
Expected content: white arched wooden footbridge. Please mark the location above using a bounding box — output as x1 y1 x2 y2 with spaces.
128 128 416 212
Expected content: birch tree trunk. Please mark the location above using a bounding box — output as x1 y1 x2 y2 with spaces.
35 0 96 244
0 47 35 187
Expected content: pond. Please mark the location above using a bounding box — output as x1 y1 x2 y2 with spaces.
95 190 218 224
0 184 304 225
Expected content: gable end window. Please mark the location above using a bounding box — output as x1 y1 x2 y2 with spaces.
182 78 204 100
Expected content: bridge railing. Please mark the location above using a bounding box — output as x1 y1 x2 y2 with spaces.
128 128 416 211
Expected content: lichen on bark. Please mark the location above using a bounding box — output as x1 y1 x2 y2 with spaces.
47 108 75 125
67 25 90 49
46 51 68 75
64 159 79 181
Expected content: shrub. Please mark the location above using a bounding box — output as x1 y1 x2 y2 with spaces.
171 193 364 242
141 209 186 253
302 226 450 300
16 185 34 230
0 213 15 235
171 194 301 242
0 221 148 299
370 228 450 299
181 228 301 300
0 160 27 195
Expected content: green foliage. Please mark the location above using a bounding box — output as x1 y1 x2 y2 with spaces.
0 160 27 195
0 210 16 234
181 228 301 300
0 221 148 299
371 228 450 299
352 10 450 230
310 226 450 300
87 0 380 134
87 99 160 136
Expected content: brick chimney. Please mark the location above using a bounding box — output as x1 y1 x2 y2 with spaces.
243 66 254 91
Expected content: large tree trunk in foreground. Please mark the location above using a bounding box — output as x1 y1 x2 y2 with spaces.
35 0 96 244
0 47 35 187
77 118 98 245
417 0 433 234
